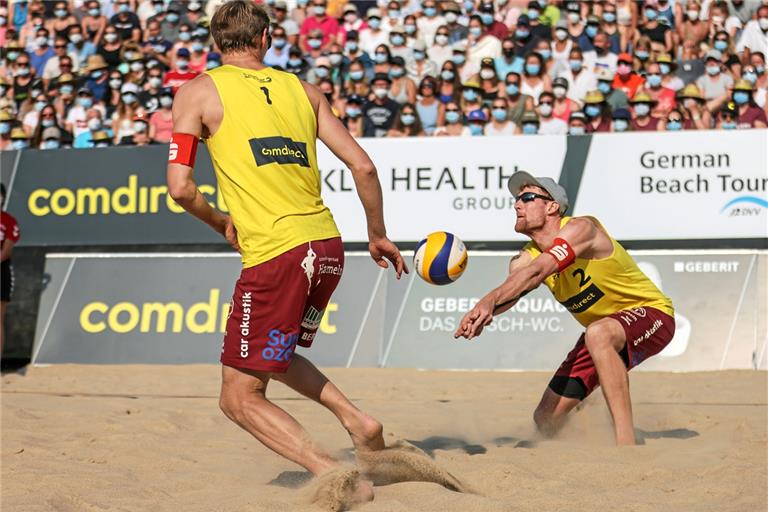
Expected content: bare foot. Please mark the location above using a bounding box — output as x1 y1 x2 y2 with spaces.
345 413 384 453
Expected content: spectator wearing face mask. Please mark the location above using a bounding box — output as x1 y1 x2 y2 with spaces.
612 52 645 98
436 61 461 103
342 31 373 73
163 47 198 94
119 112 154 146
9 127 30 150
629 91 659 131
675 83 711 129
417 0 445 46
696 49 734 109
459 80 483 115
21 92 48 134
67 25 97 68
299 0 340 52
66 87 102 139
584 32 618 75
576 15 602 53
659 107 686 132
383 0 403 34
562 1 584 39
727 78 767 128
110 0 141 43
642 61 676 118
583 90 613 132
112 82 144 143
414 76 443 135
81 1 108 45
0 111 14 150
98 25 124 68
307 55 331 86
736 4 768 58
558 47 596 104
501 71 535 125
495 36 523 79
407 40 438 84
342 94 366 138
451 41 479 83
442 2 468 43
551 76 579 122
567 110 587 135
155 4 185 43
515 109 540 135
284 46 310 79
478 2 509 40
521 52 550 102
363 73 400 137
635 0 673 53
82 55 111 102
654 53 683 92
73 107 112 148
715 100 739 130
462 108 487 136
677 1 708 48
387 103 426 137
512 15 539 59
537 90 567 134
29 28 54 76
264 26 292 69
187 34 209 73
388 56 417 103
38 126 64 149
433 100 470 135
143 19 173 69
595 68 629 110
485 96 515 135
611 107 632 132
358 8 389 56
388 26 413 62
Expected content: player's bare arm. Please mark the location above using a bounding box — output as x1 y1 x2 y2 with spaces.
454 218 600 340
166 75 239 251
301 80 408 277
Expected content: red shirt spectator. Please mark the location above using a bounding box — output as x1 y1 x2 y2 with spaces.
299 1 341 51
163 48 198 94
613 53 645 98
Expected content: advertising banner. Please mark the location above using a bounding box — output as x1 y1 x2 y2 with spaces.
32 251 766 371
4 130 766 247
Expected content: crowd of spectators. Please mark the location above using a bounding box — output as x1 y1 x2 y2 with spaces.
0 0 767 150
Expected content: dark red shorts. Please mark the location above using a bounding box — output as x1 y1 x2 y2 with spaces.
220 237 344 373
550 307 676 400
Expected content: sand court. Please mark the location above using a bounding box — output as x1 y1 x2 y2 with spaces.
2 365 766 511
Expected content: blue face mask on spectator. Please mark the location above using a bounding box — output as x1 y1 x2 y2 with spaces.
706 64 720 75
463 0 474 11
345 41 358 53
465 123 481 135
527 9 539 20
79 97 93 108
597 81 611 94
714 40 728 52
452 54 466 65
635 50 649 61
659 63 670 75
179 32 191 42
666 120 682 131
315 67 329 78
368 18 381 29
492 108 507 121
118 4 130 13
206 60 221 69
288 58 302 67
646 74 662 87
538 49 551 60
481 13 494 25
525 63 540 75
506 83 519 96
441 70 455 81
35 100 46 111
645 8 657 20
273 38 287 49
722 121 737 129
346 107 361 118
613 119 628 132
12 139 29 149
166 12 179 23
0 123 10 135
424 7 437 16
585 105 601 117
515 28 529 39
88 8 100 16
569 125 585 135
603 12 616 23
391 34 405 45
413 51 425 61
388 9 400 18
308 39 322 49
462 89 478 101
389 67 404 78
733 91 749 105
634 103 650 116
522 123 537 134
375 52 388 63
61 85 74 95
42 118 55 128
470 27 482 37
42 139 60 149
743 72 757 84
401 113 416 125
191 42 204 52
569 59 582 71
585 25 598 38
445 111 461 123
405 24 416 35
349 70 364 81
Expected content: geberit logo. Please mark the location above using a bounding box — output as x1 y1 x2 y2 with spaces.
250 136 310 168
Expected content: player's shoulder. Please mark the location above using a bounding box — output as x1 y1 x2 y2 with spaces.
175 72 217 101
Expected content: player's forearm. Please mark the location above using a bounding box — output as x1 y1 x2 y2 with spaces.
170 183 227 235
349 163 387 240
490 267 543 310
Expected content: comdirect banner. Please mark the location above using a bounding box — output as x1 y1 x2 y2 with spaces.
3 131 766 247
32 251 766 371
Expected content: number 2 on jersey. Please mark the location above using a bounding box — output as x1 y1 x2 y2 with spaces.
260 86 272 105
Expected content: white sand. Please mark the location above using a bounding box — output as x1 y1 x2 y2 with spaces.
2 366 766 511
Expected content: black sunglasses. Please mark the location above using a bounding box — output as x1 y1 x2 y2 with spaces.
516 192 553 203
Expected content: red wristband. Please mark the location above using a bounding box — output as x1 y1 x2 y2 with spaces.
545 237 576 272
168 133 198 167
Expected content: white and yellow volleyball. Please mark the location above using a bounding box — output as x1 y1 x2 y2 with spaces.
413 231 468 285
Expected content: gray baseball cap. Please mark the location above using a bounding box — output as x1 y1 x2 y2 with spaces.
507 171 569 214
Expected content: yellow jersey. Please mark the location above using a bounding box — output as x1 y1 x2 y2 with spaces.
204 65 340 268
522 217 674 327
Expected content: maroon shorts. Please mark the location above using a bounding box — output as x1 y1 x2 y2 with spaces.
549 306 675 400
220 237 344 373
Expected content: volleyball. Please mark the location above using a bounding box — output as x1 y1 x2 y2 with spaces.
413 232 468 285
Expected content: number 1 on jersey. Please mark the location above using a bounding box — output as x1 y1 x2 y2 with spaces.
260 86 272 105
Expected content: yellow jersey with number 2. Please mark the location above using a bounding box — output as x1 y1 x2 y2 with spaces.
522 216 674 327
204 64 340 268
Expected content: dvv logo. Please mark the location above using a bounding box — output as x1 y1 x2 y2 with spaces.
249 136 310 168
720 195 768 217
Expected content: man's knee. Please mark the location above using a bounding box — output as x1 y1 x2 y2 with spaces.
585 321 623 354
219 383 267 424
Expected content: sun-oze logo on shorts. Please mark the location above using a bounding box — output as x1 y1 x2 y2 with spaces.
249 136 310 168
262 329 299 362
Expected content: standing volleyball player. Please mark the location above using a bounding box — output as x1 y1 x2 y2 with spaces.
166 0 407 496
454 172 675 445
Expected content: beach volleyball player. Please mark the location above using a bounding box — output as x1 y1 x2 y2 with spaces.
166 0 407 485
454 172 675 445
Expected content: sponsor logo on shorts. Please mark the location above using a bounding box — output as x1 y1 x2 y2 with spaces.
262 329 298 362
618 307 647 326
559 283 605 314
319 263 342 276
240 292 252 358
631 318 664 347
673 261 740 273
301 332 316 342
249 136 310 168
301 306 323 330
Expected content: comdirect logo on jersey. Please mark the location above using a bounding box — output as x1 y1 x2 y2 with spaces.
250 136 310 168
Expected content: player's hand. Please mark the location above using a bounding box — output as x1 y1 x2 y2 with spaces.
368 236 409 279
223 215 240 253
454 298 494 340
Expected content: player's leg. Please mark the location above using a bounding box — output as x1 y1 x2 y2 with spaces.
219 364 338 474
533 387 581 437
273 354 385 452
583 317 635 445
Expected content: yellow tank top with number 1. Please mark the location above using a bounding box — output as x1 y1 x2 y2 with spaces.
523 216 674 327
204 65 340 268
